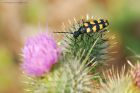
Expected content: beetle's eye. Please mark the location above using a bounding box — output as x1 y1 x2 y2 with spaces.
79 27 85 33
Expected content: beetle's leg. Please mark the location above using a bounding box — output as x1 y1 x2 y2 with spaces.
100 29 107 37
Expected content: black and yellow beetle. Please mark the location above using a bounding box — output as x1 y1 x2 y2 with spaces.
54 19 109 38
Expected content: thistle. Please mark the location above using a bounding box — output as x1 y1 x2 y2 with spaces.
97 65 140 93
21 32 60 77
21 15 113 93
21 28 100 93
22 47 99 93
45 56 98 93
56 15 111 77
59 15 110 63
130 61 140 89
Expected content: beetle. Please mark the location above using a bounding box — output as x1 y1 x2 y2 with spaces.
54 19 109 38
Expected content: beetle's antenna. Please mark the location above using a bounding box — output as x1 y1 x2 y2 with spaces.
53 32 73 34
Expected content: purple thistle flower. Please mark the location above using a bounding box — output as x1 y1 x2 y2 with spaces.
21 32 59 77
132 64 140 89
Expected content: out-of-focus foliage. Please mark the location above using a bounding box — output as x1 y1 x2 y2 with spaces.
0 47 13 90
0 47 21 93
21 0 48 24
108 0 140 55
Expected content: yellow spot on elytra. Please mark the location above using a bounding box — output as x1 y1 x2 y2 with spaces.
105 23 108 26
90 21 95 24
84 23 88 27
86 28 91 33
99 24 103 29
92 26 97 32
98 20 101 24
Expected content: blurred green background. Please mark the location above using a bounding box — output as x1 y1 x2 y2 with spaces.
0 0 140 92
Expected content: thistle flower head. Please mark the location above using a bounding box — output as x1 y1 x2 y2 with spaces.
131 63 140 89
60 15 110 63
23 56 98 93
97 66 140 93
23 44 99 93
21 32 59 77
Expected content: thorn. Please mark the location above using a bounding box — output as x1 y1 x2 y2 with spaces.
73 17 77 23
81 15 85 20
127 60 135 68
91 16 94 19
86 14 89 20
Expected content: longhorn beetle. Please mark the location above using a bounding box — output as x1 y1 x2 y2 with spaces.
54 19 109 38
